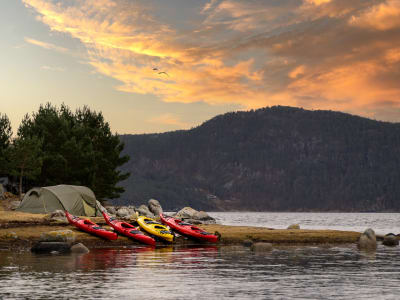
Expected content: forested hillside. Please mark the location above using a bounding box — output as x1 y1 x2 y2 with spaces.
116 106 400 211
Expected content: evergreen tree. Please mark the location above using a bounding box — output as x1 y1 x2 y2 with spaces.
18 103 130 201
10 136 43 199
0 113 12 174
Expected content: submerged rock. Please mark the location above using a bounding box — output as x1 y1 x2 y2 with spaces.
148 199 163 216
31 242 71 254
40 230 76 245
383 234 399 246
287 224 300 230
71 243 90 254
250 242 273 252
358 228 377 249
242 239 253 247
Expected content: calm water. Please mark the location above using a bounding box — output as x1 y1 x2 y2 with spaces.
1 213 400 299
209 212 400 235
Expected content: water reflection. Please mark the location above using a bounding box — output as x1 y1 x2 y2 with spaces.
1 245 400 299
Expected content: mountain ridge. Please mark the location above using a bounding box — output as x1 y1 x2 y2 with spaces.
115 106 400 212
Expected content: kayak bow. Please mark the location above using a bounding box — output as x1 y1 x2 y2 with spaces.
137 216 174 243
65 211 118 240
160 213 218 243
102 211 156 246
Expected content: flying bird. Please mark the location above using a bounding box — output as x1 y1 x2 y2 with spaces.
158 71 169 77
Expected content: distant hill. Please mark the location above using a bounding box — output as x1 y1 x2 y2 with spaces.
115 106 400 212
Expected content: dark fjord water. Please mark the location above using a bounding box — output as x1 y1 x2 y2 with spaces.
1 213 399 299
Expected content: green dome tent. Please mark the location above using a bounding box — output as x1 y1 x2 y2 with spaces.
16 185 102 216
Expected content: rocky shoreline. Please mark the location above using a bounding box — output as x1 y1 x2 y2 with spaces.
1 197 399 252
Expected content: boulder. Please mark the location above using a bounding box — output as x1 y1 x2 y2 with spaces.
0 184 4 200
383 234 399 246
71 243 90 254
31 242 71 254
117 207 130 218
243 239 253 247
175 207 198 219
105 206 117 215
148 199 163 216
136 205 155 218
358 228 377 249
9 200 21 210
287 224 300 230
3 231 18 240
43 210 68 224
193 211 214 221
250 242 273 252
40 230 76 245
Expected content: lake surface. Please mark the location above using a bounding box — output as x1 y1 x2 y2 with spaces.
1 212 400 299
209 212 400 235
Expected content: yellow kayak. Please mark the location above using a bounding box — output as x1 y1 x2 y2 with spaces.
137 216 174 243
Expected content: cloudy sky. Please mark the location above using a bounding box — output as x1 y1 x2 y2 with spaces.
1 0 400 134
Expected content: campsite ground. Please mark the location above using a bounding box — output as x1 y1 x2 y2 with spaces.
0 199 361 249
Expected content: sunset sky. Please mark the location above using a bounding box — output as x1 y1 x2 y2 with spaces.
1 0 400 134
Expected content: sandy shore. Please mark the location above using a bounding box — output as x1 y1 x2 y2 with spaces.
0 210 361 250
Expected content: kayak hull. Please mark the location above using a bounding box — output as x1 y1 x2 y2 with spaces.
160 213 218 243
137 216 174 243
65 211 118 240
102 211 156 246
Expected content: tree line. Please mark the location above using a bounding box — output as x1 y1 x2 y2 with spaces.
0 103 129 201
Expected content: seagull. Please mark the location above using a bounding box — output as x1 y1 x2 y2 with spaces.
158 71 169 77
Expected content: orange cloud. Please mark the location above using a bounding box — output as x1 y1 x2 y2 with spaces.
350 0 400 31
22 0 400 123
24 37 67 52
148 114 190 129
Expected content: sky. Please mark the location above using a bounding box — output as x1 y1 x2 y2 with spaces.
1 0 400 134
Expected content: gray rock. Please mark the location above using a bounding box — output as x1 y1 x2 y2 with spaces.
4 231 18 240
10 200 21 210
193 211 214 221
136 205 155 218
117 207 130 217
383 234 399 246
105 206 117 215
243 239 253 247
175 207 198 219
71 243 90 254
250 242 273 252
358 228 377 249
287 224 300 230
148 199 163 216
40 230 76 245
50 210 65 218
0 184 4 200
31 242 71 253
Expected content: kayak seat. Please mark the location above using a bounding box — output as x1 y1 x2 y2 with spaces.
160 230 172 235
130 230 142 235
92 226 104 230
145 220 160 225
180 222 192 226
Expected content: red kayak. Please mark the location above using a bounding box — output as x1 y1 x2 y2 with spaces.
65 211 118 240
160 213 219 243
102 211 156 246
